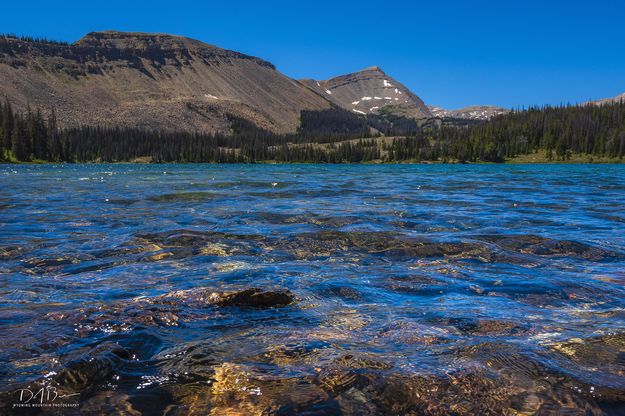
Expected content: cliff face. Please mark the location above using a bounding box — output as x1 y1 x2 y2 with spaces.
0 31 331 133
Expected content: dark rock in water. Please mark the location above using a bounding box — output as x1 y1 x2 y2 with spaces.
324 286 365 301
55 342 131 390
147 191 216 202
153 286 295 309
213 288 295 308
549 332 625 405
550 332 625 365
370 370 516 415
155 343 217 381
0 342 133 414
22 256 82 270
79 391 143 415
454 341 620 414
46 287 296 338
138 229 265 247
317 354 392 396
444 317 529 336
380 274 449 297
130 229 264 260
481 234 623 261
255 341 333 367
0 245 27 260
279 231 500 263
383 241 495 262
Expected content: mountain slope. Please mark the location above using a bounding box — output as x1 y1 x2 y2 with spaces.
0 31 332 134
301 67 432 120
592 92 625 106
428 105 509 120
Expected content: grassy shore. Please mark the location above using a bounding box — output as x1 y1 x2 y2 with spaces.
504 152 623 164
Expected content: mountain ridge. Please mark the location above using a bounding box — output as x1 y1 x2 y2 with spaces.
2 31 620 135
0 31 331 134
428 105 509 121
591 92 625 106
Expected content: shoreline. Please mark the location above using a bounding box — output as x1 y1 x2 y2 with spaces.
1 159 623 166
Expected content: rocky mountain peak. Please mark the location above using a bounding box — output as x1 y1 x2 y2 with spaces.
301 67 432 119
358 65 384 73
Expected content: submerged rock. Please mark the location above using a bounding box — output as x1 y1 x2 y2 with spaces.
44 287 296 339
55 342 131 391
21 255 84 273
0 245 27 260
154 287 295 309
481 234 623 261
443 317 529 337
147 191 217 202
383 242 495 262
549 332 625 366
454 341 620 414
80 391 142 415
212 288 295 308
207 362 330 415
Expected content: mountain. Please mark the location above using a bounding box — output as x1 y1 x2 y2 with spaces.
592 92 625 106
428 105 508 120
301 67 432 120
0 31 332 134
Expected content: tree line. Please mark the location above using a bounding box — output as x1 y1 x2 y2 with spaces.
1 98 624 163
386 102 625 162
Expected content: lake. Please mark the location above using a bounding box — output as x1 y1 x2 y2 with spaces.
1 164 624 414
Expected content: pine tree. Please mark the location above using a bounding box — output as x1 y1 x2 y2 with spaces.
11 120 29 161
1 98 14 155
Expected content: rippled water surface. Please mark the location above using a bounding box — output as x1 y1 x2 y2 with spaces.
1 164 625 415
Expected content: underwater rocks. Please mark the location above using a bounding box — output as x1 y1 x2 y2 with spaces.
44 287 296 337
548 332 625 404
208 362 330 415
152 287 295 309
211 288 295 308
146 192 217 203
6 333 625 415
480 234 624 261
20 230 617 276
54 342 131 391
454 339 625 415
549 332 625 367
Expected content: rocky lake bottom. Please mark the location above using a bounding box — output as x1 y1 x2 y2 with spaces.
1 164 624 415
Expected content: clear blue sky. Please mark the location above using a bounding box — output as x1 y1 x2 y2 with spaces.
2 0 624 109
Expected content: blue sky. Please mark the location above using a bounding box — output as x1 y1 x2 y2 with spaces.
2 0 624 109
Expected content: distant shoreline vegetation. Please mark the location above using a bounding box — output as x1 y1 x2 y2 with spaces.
1 99 624 164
